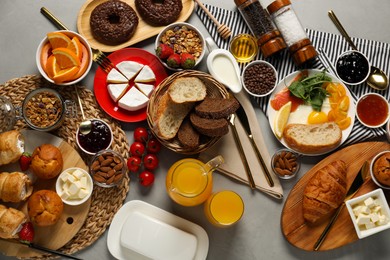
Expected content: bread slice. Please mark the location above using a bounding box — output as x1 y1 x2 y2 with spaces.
168 77 207 104
190 113 228 137
195 97 240 119
283 122 342 154
156 92 194 140
177 119 200 148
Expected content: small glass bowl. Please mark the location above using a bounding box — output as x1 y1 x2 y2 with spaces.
89 149 127 188
370 150 390 190
335 50 371 85
271 148 300 180
0 96 16 133
76 119 113 155
241 60 278 97
356 93 389 128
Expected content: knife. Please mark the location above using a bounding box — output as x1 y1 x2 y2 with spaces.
235 105 275 187
313 161 369 251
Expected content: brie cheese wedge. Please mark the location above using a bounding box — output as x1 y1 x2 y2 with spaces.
134 65 156 83
135 83 154 97
118 86 149 111
107 68 128 83
116 61 144 81
108 83 128 102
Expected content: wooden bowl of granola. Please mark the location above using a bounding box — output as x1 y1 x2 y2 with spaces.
154 22 206 71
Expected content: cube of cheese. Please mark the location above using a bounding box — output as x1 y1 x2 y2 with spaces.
365 222 376 230
357 213 371 225
370 213 380 223
72 169 84 180
364 197 376 208
68 182 81 195
353 205 363 217
77 188 89 199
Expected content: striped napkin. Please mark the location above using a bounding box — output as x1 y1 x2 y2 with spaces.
195 4 390 146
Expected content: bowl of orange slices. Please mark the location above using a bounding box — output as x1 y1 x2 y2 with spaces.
36 30 92 85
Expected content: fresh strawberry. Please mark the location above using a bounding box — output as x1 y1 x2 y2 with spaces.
19 152 31 171
180 53 196 69
19 222 34 244
156 43 174 59
166 53 181 68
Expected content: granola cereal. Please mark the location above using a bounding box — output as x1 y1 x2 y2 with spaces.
160 25 203 60
25 91 62 128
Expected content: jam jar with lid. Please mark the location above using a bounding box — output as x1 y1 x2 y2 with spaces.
234 0 286 58
267 0 317 65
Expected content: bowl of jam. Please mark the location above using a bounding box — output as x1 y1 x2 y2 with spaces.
356 93 389 128
76 119 113 155
335 50 370 85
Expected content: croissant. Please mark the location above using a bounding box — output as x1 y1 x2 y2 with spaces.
0 204 27 239
0 172 33 203
0 130 25 166
303 160 348 224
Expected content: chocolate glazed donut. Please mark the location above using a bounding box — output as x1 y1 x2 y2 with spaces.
90 0 139 45
135 0 183 26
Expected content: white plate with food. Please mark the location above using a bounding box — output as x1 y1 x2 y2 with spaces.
267 69 356 156
107 200 209 260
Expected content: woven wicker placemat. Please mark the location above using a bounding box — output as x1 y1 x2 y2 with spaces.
0 75 130 259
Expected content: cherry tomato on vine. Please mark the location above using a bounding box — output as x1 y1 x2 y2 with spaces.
134 127 149 143
143 154 159 170
127 156 142 172
130 141 145 157
146 138 161 154
139 171 155 186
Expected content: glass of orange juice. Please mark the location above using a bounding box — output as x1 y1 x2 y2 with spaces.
166 155 224 207
204 190 244 227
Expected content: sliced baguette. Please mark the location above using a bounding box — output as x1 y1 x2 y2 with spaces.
156 92 195 140
283 122 342 154
168 77 207 104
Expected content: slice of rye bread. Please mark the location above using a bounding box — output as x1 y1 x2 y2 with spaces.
190 113 229 137
177 119 200 148
195 97 240 119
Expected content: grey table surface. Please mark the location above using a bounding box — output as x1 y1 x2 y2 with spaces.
1 0 390 259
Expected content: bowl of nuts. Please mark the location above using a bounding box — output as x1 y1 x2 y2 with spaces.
271 148 300 179
241 60 278 97
155 22 206 71
89 149 127 188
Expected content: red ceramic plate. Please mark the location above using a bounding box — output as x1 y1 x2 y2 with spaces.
94 48 168 122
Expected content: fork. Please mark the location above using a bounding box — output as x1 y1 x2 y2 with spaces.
40 7 115 73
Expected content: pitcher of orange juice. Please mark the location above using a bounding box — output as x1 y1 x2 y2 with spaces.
166 155 224 207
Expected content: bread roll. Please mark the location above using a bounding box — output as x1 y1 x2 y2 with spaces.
28 190 64 226
0 130 24 166
30 144 63 179
168 77 207 104
303 160 347 224
0 172 33 203
283 122 342 154
373 152 390 186
0 204 27 239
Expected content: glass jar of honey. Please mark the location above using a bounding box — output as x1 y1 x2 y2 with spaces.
234 0 286 58
267 0 317 65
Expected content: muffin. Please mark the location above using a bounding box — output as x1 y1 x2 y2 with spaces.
28 190 64 226
373 152 390 186
30 144 63 179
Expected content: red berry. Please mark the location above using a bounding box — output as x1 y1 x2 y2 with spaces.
167 53 181 68
180 53 196 69
146 138 161 153
127 156 142 172
156 43 174 59
143 153 159 170
139 171 155 186
130 142 145 157
19 222 34 244
19 152 31 171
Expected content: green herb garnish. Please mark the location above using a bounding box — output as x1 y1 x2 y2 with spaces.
288 70 332 111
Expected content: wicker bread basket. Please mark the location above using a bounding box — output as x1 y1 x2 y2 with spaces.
147 70 229 154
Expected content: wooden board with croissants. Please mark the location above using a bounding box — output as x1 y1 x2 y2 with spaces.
281 141 390 251
0 130 90 258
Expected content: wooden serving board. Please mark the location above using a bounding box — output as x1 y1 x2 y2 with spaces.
281 141 390 251
77 0 195 52
0 130 90 258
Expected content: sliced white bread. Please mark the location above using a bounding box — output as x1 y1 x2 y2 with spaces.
116 61 143 81
283 122 342 154
134 65 156 83
156 92 195 140
107 83 128 102
168 77 207 104
107 68 128 83
135 83 154 98
118 86 149 111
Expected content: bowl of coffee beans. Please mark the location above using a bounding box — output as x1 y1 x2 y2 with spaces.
241 60 278 97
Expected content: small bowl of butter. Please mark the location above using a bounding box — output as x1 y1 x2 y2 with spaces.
56 167 93 206
345 188 390 239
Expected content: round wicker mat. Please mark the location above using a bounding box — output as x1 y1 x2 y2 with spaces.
0 75 130 259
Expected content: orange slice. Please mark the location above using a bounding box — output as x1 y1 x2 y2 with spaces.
52 66 80 83
44 55 59 79
68 36 83 60
52 47 81 69
47 32 72 49
73 43 90 80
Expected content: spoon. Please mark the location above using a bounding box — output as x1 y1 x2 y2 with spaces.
205 37 242 93
194 0 232 40
328 10 389 90
75 86 92 135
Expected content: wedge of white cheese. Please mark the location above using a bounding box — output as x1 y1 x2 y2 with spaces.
116 61 144 81
134 65 156 83
118 86 149 111
108 83 128 102
107 68 128 83
135 83 154 97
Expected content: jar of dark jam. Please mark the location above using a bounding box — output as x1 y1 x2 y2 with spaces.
77 119 113 155
336 50 370 85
